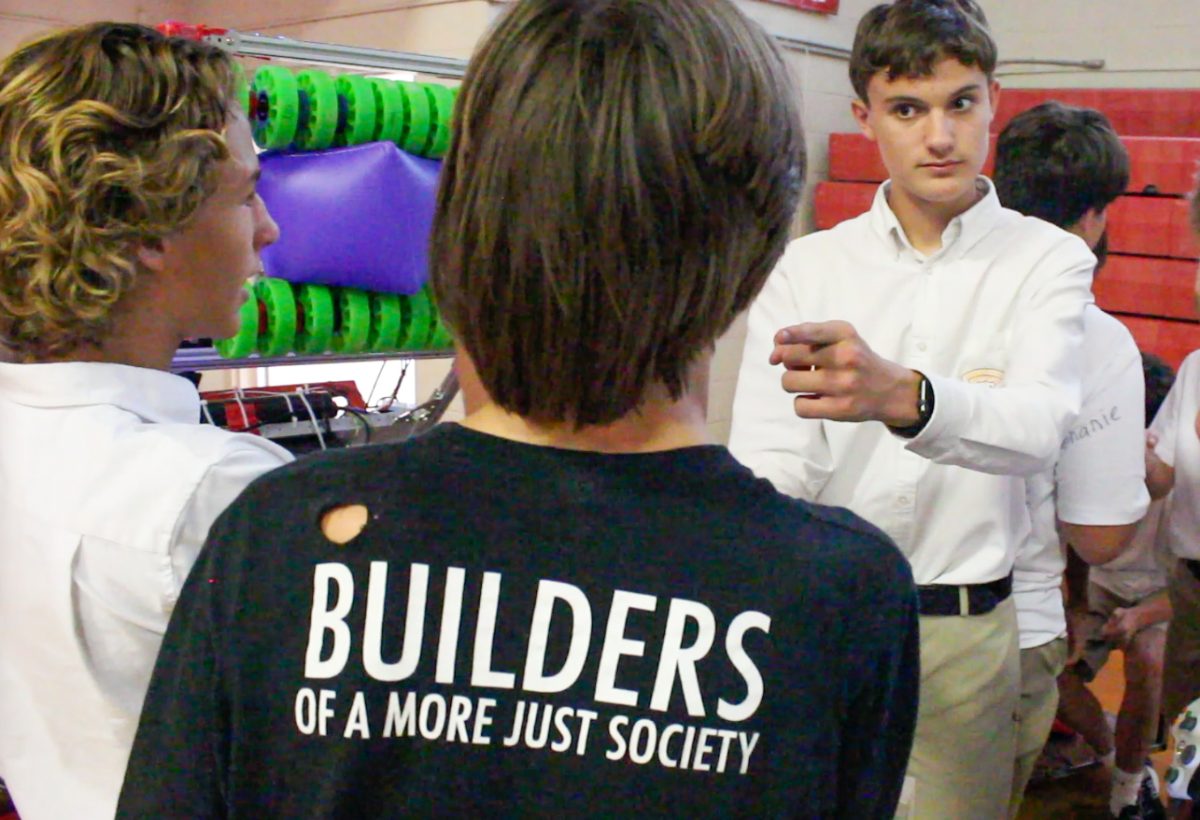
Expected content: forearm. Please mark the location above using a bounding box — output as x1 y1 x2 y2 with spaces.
1132 590 1172 628
1146 455 1175 500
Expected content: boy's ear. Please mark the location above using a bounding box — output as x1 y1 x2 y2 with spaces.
851 98 875 141
136 238 168 273
987 78 1002 119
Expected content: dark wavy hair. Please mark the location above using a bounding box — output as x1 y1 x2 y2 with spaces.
850 0 995 102
994 101 1129 229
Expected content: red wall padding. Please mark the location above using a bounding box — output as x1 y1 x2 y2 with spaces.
994 89 1200 138
813 181 875 230
1107 196 1199 259
1096 255 1197 321
1116 314 1200 371
828 132 1200 196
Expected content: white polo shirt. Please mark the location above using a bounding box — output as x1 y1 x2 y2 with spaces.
1014 306 1149 649
1152 349 1200 561
730 179 1094 586
0 362 292 819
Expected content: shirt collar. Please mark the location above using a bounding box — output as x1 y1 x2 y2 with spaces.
0 361 201 424
868 176 1001 262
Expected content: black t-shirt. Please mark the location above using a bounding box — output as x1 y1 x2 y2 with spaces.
118 424 918 819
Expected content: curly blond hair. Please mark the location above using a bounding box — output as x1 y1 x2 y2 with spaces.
0 22 238 360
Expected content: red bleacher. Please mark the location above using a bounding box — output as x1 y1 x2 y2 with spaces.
815 89 1200 369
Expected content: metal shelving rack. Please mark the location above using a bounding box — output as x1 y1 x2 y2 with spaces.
167 24 468 439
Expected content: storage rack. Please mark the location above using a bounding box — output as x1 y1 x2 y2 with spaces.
166 25 467 441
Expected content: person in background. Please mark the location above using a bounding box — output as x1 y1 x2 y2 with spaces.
992 101 1158 818
117 1 919 817
1145 175 1200 748
1054 352 1174 820
0 22 289 819
730 2 1094 816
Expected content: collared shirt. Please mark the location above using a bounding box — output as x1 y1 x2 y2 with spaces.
1152 350 1200 561
0 362 292 819
1015 306 1149 649
730 179 1095 586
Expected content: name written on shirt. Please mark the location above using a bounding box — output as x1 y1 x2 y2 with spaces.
297 562 770 775
1062 404 1124 449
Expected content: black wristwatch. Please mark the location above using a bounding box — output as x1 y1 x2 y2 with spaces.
888 371 934 439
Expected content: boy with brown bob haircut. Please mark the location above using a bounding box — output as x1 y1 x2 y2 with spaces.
732 1 1095 817
119 0 919 816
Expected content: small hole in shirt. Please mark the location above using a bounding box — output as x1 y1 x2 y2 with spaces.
320 504 370 545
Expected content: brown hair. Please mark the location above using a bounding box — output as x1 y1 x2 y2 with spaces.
431 0 805 426
850 0 996 102
0 22 238 360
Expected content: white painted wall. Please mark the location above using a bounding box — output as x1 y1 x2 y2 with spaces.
982 0 1200 90
0 1 190 55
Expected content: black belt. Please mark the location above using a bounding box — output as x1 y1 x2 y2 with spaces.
917 573 1013 617
1184 559 1200 584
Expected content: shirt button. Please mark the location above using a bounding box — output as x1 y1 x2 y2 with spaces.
897 496 910 506
917 342 928 352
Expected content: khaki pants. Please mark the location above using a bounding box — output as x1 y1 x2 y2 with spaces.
896 596 1020 820
1009 637 1069 817
1163 561 1200 727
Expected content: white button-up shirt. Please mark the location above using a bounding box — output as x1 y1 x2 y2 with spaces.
0 362 291 819
1015 306 1149 649
730 179 1094 586
1152 350 1200 561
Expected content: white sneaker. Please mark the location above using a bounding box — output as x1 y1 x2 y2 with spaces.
1166 700 1200 802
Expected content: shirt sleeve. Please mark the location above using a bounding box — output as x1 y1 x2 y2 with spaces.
1150 352 1199 468
117 534 227 818
834 546 920 818
165 436 292 609
1056 322 1150 525
729 247 833 501
906 238 1093 476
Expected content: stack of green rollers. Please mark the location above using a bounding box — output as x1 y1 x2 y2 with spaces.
244 64 456 157
215 278 453 360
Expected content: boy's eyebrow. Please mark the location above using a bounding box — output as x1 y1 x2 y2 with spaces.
883 83 984 105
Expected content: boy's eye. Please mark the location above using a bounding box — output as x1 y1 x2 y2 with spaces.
952 96 976 112
892 103 918 118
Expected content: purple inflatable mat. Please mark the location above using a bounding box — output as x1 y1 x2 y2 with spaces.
258 141 440 295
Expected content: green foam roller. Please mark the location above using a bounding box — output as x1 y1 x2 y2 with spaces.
214 284 259 359
296 283 335 354
399 81 433 155
368 291 405 353
368 78 407 145
400 287 434 349
295 69 339 150
333 287 372 353
422 83 455 158
334 75 378 147
255 278 297 356
251 65 300 150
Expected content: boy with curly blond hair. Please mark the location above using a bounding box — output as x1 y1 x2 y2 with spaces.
0 22 289 818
